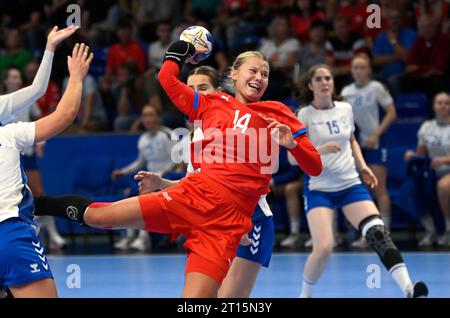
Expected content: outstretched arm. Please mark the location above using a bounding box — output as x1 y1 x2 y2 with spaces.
35 43 93 143
0 26 78 122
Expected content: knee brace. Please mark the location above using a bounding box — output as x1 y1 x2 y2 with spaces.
359 215 404 271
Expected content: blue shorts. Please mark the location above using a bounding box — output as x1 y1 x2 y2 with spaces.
362 147 388 165
0 218 53 288
304 183 372 213
22 154 39 171
236 205 274 267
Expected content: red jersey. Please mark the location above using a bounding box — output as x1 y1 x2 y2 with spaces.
158 61 322 213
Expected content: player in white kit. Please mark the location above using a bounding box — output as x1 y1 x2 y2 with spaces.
0 25 77 298
341 54 397 247
0 42 92 297
404 92 450 246
296 64 428 298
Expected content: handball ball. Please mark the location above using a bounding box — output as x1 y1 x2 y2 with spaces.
179 26 213 62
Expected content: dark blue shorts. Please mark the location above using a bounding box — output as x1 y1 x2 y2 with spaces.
0 218 53 288
22 154 39 171
304 183 372 213
362 147 388 165
236 205 274 267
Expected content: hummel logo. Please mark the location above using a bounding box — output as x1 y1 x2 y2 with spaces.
162 192 172 201
30 263 40 273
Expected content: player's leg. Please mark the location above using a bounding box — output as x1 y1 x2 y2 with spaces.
281 180 303 247
301 207 334 298
369 164 391 229
343 199 428 297
9 278 57 298
1 219 57 298
436 174 450 245
182 272 220 298
218 258 261 298
34 195 148 230
218 213 273 298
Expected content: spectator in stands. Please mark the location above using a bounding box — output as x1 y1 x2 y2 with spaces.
114 61 145 131
148 21 173 72
372 8 417 97
325 14 368 92
111 104 175 251
0 28 33 77
404 15 450 104
341 54 397 248
62 73 108 133
289 0 325 44
259 14 300 99
296 20 327 78
326 0 368 36
415 0 449 33
404 92 450 246
2 0 47 52
136 0 181 43
105 19 146 80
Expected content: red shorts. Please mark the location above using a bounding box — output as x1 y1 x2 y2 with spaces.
138 173 253 284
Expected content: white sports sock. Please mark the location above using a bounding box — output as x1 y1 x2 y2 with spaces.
290 218 300 234
445 217 450 233
299 277 316 298
421 214 436 234
390 263 413 296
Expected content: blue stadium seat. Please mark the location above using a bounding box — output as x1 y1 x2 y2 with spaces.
394 92 429 124
71 156 115 200
111 157 139 198
386 122 421 148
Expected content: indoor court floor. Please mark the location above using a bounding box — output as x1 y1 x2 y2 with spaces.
48 252 450 298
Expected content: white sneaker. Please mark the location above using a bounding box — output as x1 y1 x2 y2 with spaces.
280 234 301 247
406 281 429 298
351 236 369 249
49 235 67 250
304 237 313 248
418 232 437 247
129 236 151 251
114 236 134 250
437 232 450 246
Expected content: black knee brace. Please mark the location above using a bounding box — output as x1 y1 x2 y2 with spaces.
34 195 93 225
359 215 404 271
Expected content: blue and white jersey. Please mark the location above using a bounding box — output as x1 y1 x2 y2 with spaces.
0 122 36 225
418 119 450 177
341 80 393 148
297 101 360 192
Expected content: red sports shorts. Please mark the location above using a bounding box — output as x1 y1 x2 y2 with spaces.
138 173 253 284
